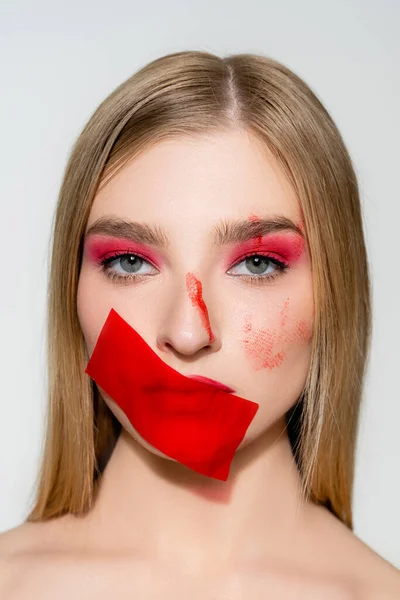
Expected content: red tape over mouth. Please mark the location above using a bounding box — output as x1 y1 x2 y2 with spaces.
85 308 259 481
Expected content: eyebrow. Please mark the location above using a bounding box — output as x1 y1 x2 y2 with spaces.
84 215 304 248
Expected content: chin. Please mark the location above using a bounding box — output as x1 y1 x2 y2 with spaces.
104 396 177 461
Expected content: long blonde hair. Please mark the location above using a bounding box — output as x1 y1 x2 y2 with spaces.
26 51 371 529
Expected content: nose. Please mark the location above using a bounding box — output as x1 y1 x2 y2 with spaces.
155 272 222 357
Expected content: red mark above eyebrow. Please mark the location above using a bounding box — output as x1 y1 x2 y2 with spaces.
248 213 263 246
242 213 305 266
186 273 216 343
249 212 305 237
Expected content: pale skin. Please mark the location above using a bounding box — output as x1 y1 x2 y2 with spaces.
1 128 400 599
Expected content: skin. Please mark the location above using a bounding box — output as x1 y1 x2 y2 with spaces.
1 128 400 599
78 129 314 464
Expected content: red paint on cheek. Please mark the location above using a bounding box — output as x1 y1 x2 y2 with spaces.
278 299 312 344
242 297 313 371
279 298 290 328
292 319 312 343
185 273 216 343
240 216 312 370
242 315 286 370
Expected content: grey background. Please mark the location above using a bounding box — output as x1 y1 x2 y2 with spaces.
0 0 399 568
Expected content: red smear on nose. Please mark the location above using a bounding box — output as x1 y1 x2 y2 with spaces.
186 273 215 343
85 309 259 481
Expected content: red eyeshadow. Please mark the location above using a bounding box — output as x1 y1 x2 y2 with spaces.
223 232 305 269
83 235 164 267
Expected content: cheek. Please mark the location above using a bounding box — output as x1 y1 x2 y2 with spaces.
241 297 313 372
76 268 112 354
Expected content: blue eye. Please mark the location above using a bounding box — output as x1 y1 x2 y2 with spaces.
99 252 158 283
228 255 285 277
98 252 289 286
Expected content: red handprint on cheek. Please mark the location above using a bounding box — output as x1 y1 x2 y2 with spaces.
242 298 312 371
242 315 286 370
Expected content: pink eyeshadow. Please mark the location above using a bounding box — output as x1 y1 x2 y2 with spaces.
83 235 164 267
223 232 305 269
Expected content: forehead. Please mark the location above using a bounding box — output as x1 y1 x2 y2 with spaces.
88 128 300 227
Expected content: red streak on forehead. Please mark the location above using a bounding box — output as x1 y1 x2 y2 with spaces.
248 213 263 245
186 273 216 343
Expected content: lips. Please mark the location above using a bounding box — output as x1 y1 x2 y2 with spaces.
85 308 259 480
188 375 235 393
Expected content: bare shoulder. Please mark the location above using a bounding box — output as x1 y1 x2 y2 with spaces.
0 516 79 599
353 557 400 600
306 505 400 599
0 521 37 597
356 553 400 599
1 509 399 600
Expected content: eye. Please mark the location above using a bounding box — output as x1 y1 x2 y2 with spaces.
99 253 158 281
97 251 289 286
227 254 288 278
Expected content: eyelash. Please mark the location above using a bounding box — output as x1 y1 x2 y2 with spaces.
97 251 290 287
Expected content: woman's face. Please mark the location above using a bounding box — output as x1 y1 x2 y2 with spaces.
77 128 314 459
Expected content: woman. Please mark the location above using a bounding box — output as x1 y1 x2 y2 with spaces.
1 50 399 598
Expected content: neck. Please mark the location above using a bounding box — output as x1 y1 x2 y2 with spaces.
81 417 312 576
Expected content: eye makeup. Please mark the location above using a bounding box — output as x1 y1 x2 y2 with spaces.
83 229 304 287
83 235 165 269
222 232 305 271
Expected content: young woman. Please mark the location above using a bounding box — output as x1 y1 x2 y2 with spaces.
1 50 399 599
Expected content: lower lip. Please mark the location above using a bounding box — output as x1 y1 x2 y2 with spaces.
188 376 235 393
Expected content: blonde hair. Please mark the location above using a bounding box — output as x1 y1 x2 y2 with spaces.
26 50 371 529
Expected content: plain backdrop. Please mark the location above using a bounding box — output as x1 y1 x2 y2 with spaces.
0 0 399 569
